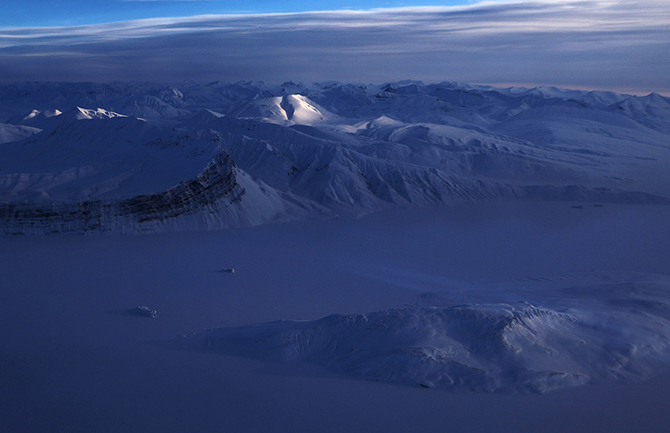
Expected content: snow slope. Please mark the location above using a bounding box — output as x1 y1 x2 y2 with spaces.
0 123 40 144
227 94 337 126
0 150 315 234
182 272 670 394
1 80 669 234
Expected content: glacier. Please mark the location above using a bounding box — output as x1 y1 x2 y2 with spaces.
1 80 669 234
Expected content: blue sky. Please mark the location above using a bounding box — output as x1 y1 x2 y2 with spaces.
2 0 469 27
1 1 669 94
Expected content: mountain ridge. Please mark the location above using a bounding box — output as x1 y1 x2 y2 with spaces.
1 80 669 234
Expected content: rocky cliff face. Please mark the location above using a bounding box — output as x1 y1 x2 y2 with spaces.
0 151 279 234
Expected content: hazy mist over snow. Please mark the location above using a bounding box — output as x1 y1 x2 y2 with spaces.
0 0 669 94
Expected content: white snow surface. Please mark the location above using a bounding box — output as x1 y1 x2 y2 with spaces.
0 123 41 144
1 80 669 234
2 201 670 430
228 94 337 126
182 272 670 394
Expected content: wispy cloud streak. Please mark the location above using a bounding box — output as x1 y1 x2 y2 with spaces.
0 1 668 93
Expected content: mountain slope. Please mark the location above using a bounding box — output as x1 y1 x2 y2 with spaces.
0 123 41 144
0 150 315 234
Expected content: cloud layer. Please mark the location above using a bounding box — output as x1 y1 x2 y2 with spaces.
1 1 669 93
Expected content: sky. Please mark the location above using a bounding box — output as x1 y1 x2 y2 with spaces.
1 0 669 94
2 0 470 27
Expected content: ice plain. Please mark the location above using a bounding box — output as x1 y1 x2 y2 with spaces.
2 202 670 432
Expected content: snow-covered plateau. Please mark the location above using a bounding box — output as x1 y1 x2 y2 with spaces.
1 80 669 234
184 272 670 394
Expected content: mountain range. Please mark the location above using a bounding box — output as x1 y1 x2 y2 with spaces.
1 80 669 234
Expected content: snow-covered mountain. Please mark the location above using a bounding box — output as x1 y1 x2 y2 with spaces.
1 81 669 234
227 94 338 126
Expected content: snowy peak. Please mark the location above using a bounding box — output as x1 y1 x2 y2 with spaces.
185 109 225 127
7 109 63 129
229 94 337 125
70 107 127 121
16 107 129 130
281 94 336 125
358 115 404 131
24 108 62 121
120 96 191 119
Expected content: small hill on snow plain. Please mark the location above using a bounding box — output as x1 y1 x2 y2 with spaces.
180 272 670 394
